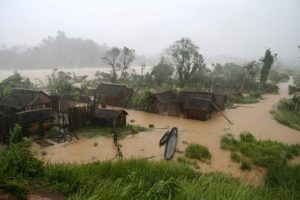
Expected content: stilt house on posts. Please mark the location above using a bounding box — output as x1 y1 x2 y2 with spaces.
94 83 133 106
94 109 128 127
150 91 227 121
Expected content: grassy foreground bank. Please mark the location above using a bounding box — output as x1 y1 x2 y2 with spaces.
1 156 300 199
1 130 299 199
1 159 299 200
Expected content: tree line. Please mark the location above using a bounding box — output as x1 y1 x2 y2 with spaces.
0 31 147 69
0 37 289 100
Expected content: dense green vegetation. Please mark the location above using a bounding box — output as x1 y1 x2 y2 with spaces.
78 124 148 138
271 96 300 131
185 144 211 161
221 132 300 198
0 71 34 97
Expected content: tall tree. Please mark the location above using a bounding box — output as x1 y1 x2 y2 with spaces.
169 37 206 86
150 57 174 86
244 60 260 83
260 49 277 84
118 47 135 80
102 47 121 83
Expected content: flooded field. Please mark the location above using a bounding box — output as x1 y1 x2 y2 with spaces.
31 80 300 185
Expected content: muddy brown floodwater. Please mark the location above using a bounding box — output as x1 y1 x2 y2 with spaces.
31 80 300 185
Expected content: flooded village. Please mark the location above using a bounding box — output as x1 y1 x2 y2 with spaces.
0 73 299 186
1 1 300 199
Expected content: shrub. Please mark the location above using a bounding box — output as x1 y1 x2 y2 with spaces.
9 123 23 144
240 160 252 170
0 139 44 178
221 134 239 151
272 98 300 131
185 144 211 160
230 152 241 163
249 91 262 99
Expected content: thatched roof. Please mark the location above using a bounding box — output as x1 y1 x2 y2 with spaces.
152 91 216 104
177 92 214 103
184 98 212 111
95 83 131 97
95 109 128 120
0 88 51 109
152 91 176 104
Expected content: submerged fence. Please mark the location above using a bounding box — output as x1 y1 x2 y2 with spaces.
68 106 94 132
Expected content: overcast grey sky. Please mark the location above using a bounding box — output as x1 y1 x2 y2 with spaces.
0 0 299 64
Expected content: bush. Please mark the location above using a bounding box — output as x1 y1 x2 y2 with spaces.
249 91 262 99
272 98 300 131
230 152 241 162
240 160 252 170
185 144 211 160
221 132 300 198
0 139 44 178
9 123 23 144
221 134 239 151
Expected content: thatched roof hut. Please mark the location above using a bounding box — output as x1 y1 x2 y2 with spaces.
94 108 128 127
95 83 133 106
0 88 52 114
150 90 227 121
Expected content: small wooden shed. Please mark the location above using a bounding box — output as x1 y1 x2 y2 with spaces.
94 109 128 127
95 83 133 106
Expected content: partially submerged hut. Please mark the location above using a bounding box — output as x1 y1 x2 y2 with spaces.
15 108 54 137
95 83 133 106
150 91 178 115
94 109 128 127
0 88 52 115
150 91 227 121
183 98 214 121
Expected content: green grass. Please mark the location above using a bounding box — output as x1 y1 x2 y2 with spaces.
227 94 260 105
221 133 240 151
185 144 211 161
1 151 300 199
230 152 241 162
271 109 300 131
1 131 300 199
240 160 252 170
271 98 300 131
221 132 300 168
221 132 300 199
177 157 198 168
43 160 300 199
78 124 148 138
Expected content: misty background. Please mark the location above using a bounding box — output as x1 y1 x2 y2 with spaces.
0 0 299 69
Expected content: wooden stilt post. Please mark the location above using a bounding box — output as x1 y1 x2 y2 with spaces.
212 102 233 125
113 118 117 146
